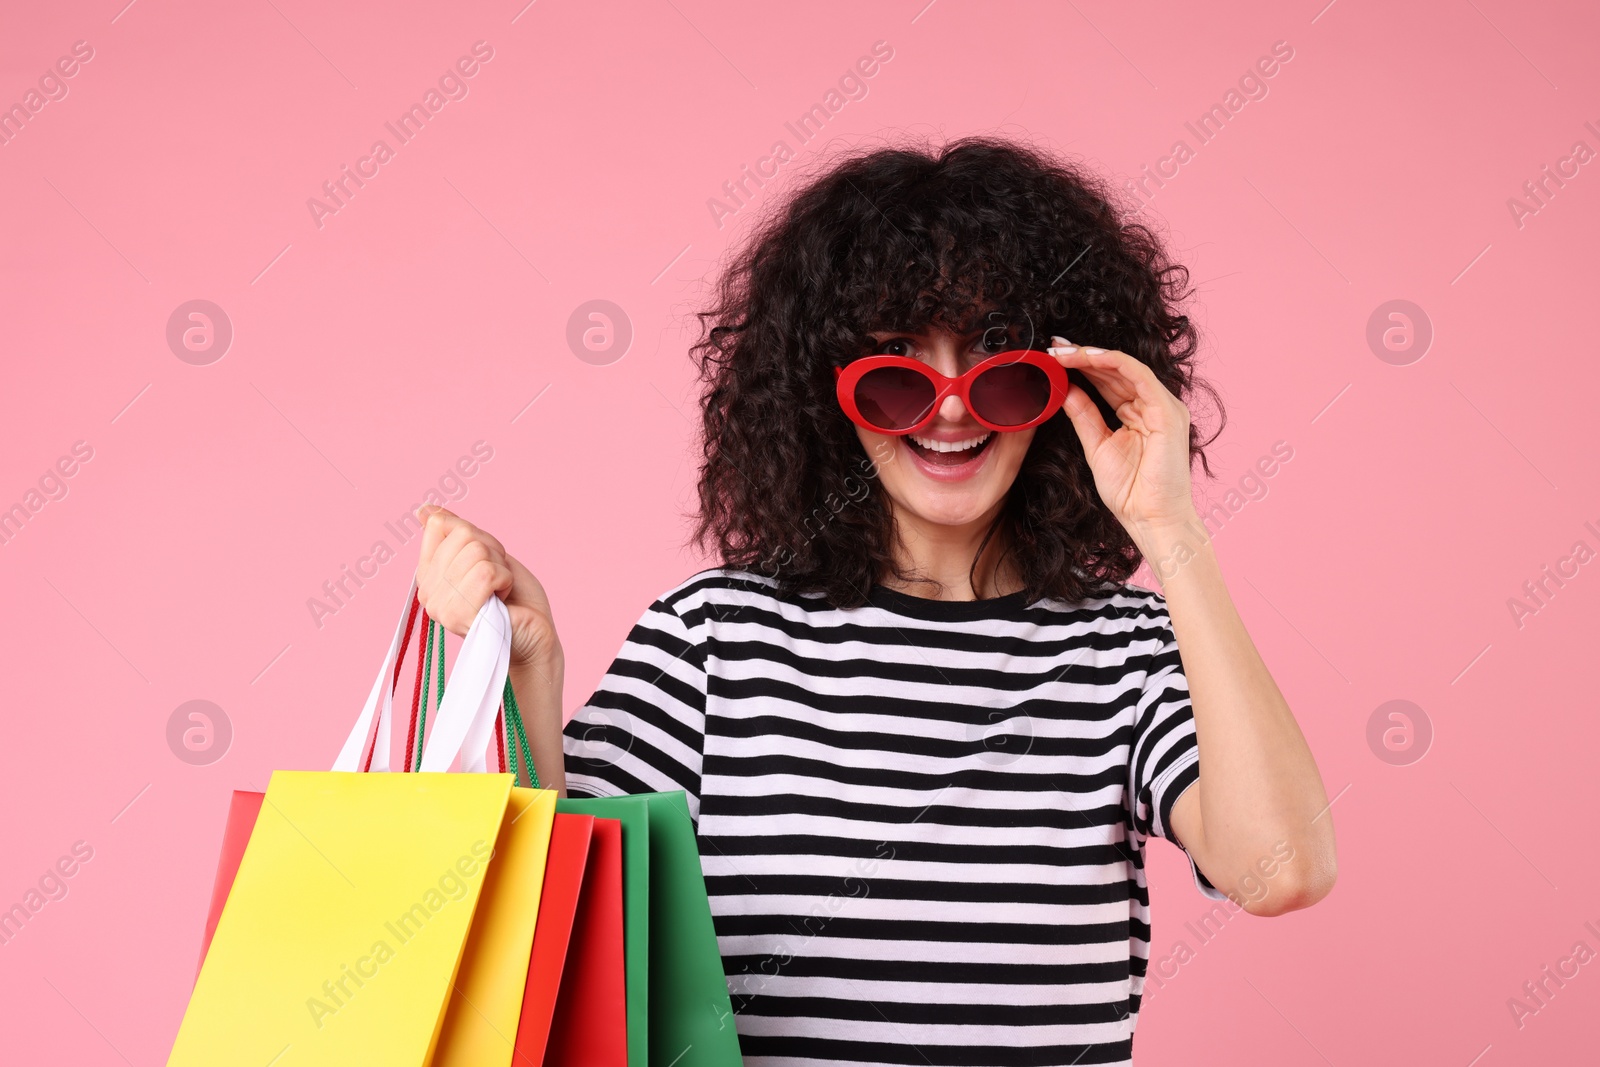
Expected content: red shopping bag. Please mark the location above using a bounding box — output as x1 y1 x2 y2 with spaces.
194 789 263 975
514 812 593 1062
542 817 628 1067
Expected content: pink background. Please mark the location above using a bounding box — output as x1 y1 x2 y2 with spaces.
2 0 1597 1063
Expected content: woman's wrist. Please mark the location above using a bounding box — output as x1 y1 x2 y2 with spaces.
506 651 568 795
1130 510 1213 587
509 619 564 673
509 649 564 693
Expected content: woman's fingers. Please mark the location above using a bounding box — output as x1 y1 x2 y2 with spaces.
410 506 558 669
1061 376 1116 458
1048 337 1185 433
446 538 512 605
1048 343 1129 407
415 506 512 635
416 505 464 572
1048 338 1143 406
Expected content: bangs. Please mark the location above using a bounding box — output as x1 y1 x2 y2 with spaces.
822 184 1063 356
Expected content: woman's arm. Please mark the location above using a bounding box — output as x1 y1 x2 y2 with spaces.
508 654 568 796
1049 338 1336 916
1135 514 1336 915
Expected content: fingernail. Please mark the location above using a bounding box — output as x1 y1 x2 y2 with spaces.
1050 345 1078 355
1084 347 1106 354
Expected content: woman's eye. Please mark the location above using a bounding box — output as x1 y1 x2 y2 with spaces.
978 329 1017 353
875 338 915 357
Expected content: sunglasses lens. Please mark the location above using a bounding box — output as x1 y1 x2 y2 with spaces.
854 366 937 431
970 362 1052 427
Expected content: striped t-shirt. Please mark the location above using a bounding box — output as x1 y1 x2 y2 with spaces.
562 567 1221 1066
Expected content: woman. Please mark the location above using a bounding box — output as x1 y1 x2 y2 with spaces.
414 136 1336 1065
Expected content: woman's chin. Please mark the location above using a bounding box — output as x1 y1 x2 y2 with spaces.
898 492 1005 531
898 442 1028 525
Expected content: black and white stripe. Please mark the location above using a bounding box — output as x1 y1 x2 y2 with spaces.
564 568 1219 1066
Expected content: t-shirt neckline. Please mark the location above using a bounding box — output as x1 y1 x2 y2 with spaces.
866 582 1038 621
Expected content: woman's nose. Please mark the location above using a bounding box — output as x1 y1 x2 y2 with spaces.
938 392 968 422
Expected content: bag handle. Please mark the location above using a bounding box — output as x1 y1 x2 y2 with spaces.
418 594 511 772
406 613 539 786
335 580 513 775
333 578 421 772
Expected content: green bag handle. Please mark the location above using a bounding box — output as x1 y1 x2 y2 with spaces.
410 616 442 771
501 676 539 789
413 615 539 789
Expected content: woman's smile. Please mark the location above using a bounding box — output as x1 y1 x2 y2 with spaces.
902 428 996 480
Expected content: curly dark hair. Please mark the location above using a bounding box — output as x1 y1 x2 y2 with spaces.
689 133 1225 608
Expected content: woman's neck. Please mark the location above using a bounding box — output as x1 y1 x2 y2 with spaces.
879 503 1023 601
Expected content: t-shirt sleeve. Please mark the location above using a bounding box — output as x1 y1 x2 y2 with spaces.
1126 593 1226 901
562 593 709 820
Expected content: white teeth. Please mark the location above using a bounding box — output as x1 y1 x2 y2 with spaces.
908 432 992 454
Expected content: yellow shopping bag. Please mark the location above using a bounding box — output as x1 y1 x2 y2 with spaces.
170 587 557 1067
433 785 556 1067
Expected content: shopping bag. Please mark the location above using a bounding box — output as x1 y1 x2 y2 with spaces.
188 784 558 1067
540 816 627 1067
194 788 263 974
170 584 557 1067
191 588 435 977
169 770 514 1066
514 812 593 1064
558 791 742 1067
433 785 557 1067
192 583 507 974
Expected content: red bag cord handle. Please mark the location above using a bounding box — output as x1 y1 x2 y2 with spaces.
495 705 509 775
362 590 422 773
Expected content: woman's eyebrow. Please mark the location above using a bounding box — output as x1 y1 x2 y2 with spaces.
865 321 1011 340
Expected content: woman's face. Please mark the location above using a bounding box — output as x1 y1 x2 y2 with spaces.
852 325 1036 531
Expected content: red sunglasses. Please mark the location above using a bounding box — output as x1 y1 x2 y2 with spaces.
834 349 1070 435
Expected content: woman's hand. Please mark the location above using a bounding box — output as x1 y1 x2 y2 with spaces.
414 505 561 670
1048 336 1200 547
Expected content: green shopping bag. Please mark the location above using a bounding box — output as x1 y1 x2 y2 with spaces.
557 792 740 1067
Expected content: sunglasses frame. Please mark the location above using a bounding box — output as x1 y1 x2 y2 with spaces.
833 349 1070 436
